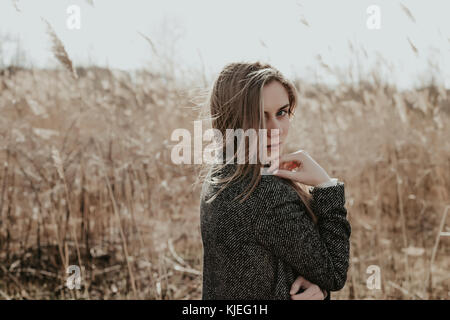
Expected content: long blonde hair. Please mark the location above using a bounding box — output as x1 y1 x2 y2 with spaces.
197 61 317 224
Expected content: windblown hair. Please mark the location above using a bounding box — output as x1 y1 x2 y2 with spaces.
197 61 317 223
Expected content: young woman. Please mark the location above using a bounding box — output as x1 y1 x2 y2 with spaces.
199 61 351 300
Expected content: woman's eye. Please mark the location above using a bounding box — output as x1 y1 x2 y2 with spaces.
277 109 288 117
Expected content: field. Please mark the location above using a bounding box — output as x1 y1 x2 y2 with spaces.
0 33 449 299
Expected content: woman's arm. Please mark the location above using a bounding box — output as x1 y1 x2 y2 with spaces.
254 180 351 291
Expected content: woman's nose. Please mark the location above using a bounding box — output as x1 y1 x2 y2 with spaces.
265 119 282 140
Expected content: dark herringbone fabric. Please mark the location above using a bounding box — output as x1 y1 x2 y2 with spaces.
200 163 351 300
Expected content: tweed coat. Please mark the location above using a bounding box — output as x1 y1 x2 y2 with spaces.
200 163 351 300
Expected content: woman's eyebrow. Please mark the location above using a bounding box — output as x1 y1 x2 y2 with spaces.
264 104 289 114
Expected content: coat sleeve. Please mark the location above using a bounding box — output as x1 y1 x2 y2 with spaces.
253 180 351 291
315 178 338 188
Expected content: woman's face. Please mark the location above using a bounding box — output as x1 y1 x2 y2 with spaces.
262 80 291 157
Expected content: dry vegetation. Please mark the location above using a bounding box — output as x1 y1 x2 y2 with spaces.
0 23 449 300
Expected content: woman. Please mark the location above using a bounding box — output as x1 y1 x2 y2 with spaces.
199 61 351 300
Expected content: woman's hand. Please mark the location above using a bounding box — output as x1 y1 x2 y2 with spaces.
290 275 327 300
267 150 332 187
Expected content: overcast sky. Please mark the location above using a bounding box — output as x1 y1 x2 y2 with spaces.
0 0 449 88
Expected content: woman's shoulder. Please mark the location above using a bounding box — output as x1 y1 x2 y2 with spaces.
204 163 301 209
255 172 302 208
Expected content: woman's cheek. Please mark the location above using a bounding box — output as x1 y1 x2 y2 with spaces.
283 117 290 133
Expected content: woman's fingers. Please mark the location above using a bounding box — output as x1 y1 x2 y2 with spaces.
266 158 280 173
290 277 326 300
267 159 302 173
307 290 325 300
272 169 304 181
291 285 324 300
267 151 307 173
315 289 326 300
284 160 302 171
291 288 315 300
290 276 306 295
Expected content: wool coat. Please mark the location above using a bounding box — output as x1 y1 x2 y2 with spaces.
200 163 351 300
